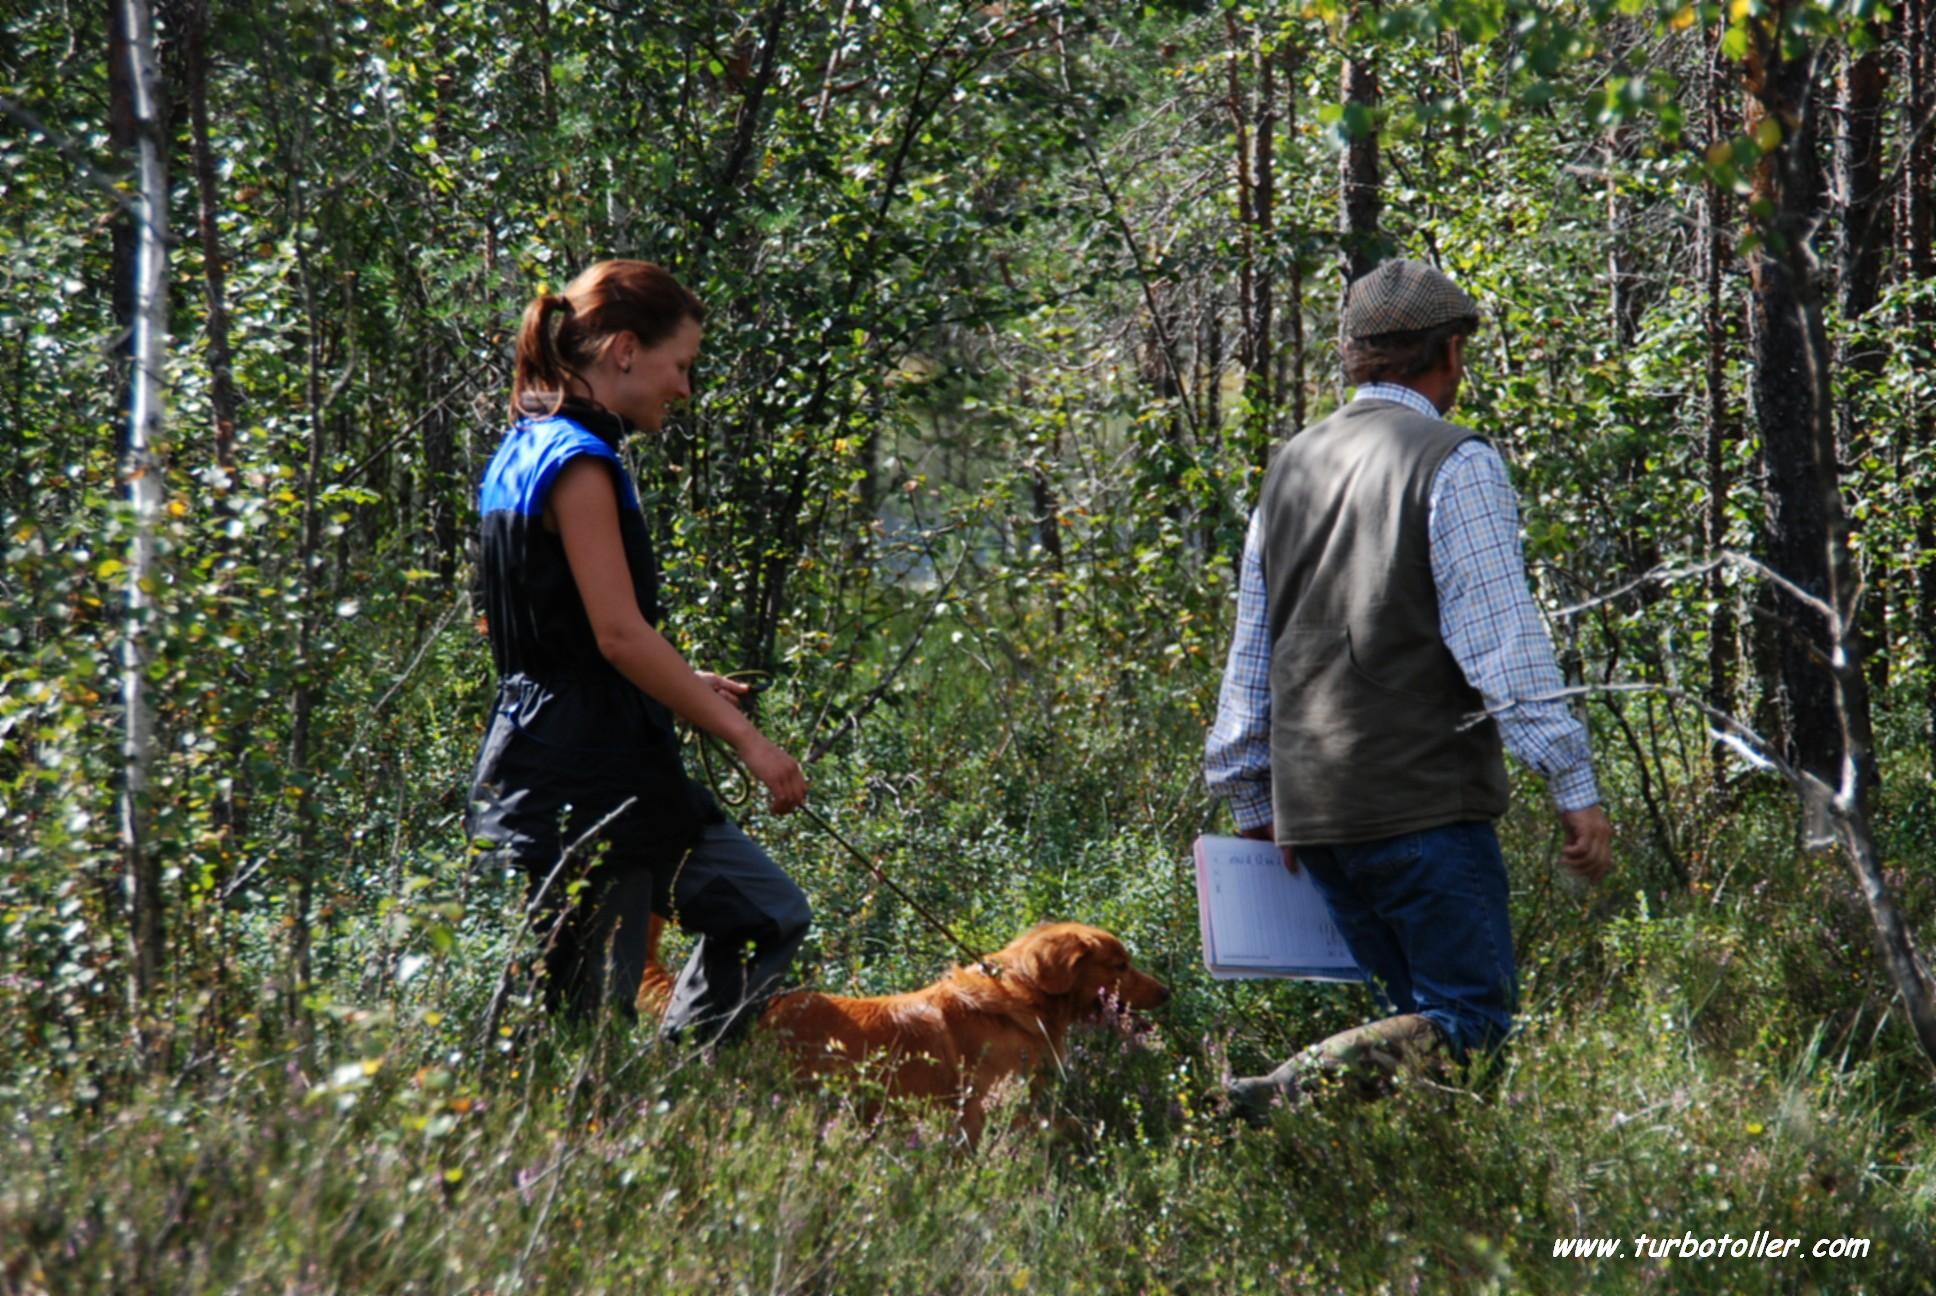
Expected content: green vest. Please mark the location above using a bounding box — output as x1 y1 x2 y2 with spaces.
1260 397 1511 844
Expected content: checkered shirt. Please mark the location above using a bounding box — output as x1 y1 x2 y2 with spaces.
1204 382 1600 831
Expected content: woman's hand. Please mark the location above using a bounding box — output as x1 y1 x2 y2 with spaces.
551 462 803 810
696 672 750 708
735 732 807 816
696 672 804 814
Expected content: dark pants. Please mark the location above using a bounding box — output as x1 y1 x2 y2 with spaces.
532 819 810 1042
1296 820 1517 1059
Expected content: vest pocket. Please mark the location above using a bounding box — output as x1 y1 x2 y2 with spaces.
1269 625 1348 698
1344 617 1462 704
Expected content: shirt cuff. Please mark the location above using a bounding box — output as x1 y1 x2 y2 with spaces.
1227 780 1274 833
1549 764 1601 814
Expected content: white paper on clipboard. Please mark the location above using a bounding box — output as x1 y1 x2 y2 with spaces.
1193 834 1364 981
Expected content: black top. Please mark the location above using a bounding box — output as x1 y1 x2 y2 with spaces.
466 398 718 868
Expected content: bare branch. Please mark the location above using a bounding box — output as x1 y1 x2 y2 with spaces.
1463 680 1812 793
1548 551 1839 627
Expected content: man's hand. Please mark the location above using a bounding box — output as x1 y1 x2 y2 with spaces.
1559 805 1613 884
1238 821 1298 875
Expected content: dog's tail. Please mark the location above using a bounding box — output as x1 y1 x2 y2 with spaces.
637 912 675 1018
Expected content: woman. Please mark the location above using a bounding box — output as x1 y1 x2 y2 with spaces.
468 259 810 1040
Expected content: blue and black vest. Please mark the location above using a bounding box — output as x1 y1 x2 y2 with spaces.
466 398 718 868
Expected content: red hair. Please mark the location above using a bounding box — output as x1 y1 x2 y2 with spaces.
510 259 704 418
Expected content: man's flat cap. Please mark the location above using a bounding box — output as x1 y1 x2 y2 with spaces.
1343 259 1479 339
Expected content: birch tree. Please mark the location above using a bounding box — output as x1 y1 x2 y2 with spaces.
116 0 168 1045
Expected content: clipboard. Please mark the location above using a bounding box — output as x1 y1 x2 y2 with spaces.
1193 834 1364 982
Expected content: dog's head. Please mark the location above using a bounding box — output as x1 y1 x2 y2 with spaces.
994 922 1169 1014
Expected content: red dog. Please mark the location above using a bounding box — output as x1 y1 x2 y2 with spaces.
637 916 1169 1142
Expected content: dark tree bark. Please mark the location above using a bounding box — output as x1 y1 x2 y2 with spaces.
1226 13 1278 466
995 256 1064 634
1203 287 1223 439
1907 0 1936 764
1137 280 1189 527
276 97 348 1054
1251 30 1275 459
1837 34 1892 688
1741 10 1878 818
1603 110 1658 574
1838 43 1892 336
1606 127 1641 350
712 0 789 227
1703 20 1736 794
173 0 241 472
1227 12 1254 419
1201 285 1223 557
1278 40 1305 436
1339 2 1383 291
1736 6 1934 1077
108 0 137 456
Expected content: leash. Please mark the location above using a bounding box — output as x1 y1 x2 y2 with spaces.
697 733 1002 978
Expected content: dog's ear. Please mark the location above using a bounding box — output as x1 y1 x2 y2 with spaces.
1012 929 1088 997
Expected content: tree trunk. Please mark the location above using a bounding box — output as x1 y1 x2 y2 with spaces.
1339 1 1383 291
1741 10 1879 822
1742 5 1934 1079
1703 22 1736 795
109 0 136 457
1837 36 1892 689
1203 287 1223 443
1838 42 1891 340
1280 40 1305 435
1907 0 1936 765
116 0 168 1060
1250 30 1275 462
1226 10 1255 445
1606 128 1640 350
1225 13 1280 467
286 186 336 1057
1604 118 1658 574
712 0 789 219
176 0 240 472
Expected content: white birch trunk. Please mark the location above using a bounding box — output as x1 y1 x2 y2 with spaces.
119 0 168 1016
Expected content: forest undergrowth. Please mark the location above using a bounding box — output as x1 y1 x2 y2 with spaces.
10 0 1936 1290
5 651 1934 1294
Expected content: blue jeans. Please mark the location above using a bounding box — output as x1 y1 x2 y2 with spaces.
1296 821 1516 1060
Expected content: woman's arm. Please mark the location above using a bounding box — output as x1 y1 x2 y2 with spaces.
550 458 806 814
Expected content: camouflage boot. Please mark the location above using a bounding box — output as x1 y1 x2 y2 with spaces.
1223 1013 1447 1126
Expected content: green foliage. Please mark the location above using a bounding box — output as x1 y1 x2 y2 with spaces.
5 0 1936 1288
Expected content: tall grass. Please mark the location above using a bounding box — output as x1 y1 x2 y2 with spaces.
5 647 1935 1293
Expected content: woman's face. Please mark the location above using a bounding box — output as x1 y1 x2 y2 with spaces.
611 315 701 432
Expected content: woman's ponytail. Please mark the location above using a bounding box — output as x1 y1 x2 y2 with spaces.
509 292 576 418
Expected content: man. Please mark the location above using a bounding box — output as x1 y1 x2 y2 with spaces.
1205 259 1613 1119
